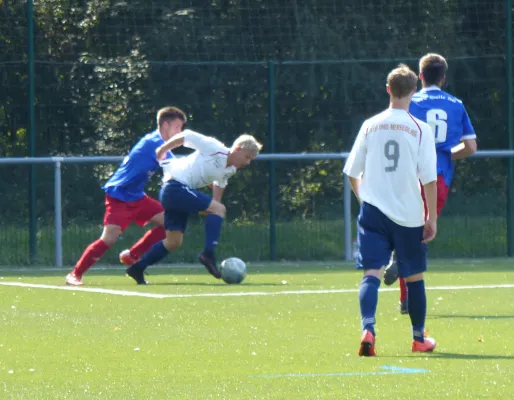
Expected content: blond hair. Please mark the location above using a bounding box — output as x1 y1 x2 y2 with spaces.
231 134 263 155
387 64 418 98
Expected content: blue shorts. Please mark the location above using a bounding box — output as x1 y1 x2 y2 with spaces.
159 180 212 232
356 202 427 278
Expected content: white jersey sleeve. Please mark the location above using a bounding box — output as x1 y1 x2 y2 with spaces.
343 121 368 178
213 173 234 189
417 122 437 185
182 130 227 154
159 158 173 182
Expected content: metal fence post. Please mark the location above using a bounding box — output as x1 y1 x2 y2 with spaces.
27 0 37 263
343 173 352 261
506 0 514 256
268 60 277 261
53 159 63 267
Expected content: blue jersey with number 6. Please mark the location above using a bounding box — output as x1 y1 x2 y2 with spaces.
409 86 476 186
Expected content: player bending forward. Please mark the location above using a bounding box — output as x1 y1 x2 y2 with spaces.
65 107 186 286
126 129 262 284
343 64 438 355
384 53 478 314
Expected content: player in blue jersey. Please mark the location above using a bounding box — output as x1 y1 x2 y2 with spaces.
65 106 187 286
383 54 478 312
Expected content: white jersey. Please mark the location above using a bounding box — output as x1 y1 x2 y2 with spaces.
343 108 437 227
160 130 237 189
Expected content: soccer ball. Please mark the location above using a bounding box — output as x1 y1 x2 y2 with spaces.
220 257 247 284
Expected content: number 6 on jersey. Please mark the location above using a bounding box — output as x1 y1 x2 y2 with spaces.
426 109 448 143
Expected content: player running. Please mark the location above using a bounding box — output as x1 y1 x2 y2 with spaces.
125 129 262 284
383 53 478 313
344 64 438 355
65 106 187 286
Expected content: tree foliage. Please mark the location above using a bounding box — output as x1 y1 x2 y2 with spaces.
0 0 509 222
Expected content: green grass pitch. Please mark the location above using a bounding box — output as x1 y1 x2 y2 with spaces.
0 260 513 399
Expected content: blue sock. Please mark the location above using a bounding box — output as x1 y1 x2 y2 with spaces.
204 214 224 252
407 280 427 342
132 241 169 272
359 275 381 335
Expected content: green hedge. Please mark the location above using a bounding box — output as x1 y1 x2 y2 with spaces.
0 216 507 266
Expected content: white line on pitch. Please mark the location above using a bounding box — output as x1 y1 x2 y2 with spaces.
0 281 168 298
0 281 513 299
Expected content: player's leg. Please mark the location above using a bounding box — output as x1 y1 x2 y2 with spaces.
356 203 394 357
387 177 446 314
398 277 408 314
126 180 215 283
405 273 435 352
126 227 185 285
198 200 226 279
394 225 436 352
396 175 448 311
436 174 449 217
384 255 407 313
66 196 129 285
119 195 166 266
65 224 122 286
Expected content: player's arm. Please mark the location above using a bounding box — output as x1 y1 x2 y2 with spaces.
418 123 438 242
422 180 437 243
343 122 367 204
348 177 362 205
212 185 225 202
212 171 232 201
180 129 227 154
157 129 222 160
156 134 186 160
452 106 477 160
422 181 437 222
451 138 477 160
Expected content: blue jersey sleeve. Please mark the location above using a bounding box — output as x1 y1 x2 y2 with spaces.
103 131 169 202
461 107 475 137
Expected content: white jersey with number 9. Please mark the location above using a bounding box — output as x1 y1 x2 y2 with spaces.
343 108 437 228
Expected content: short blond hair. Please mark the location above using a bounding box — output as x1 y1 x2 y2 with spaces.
232 134 263 155
387 64 418 98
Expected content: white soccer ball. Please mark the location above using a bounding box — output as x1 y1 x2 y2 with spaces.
220 257 247 284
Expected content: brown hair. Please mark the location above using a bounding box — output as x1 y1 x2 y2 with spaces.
156 106 187 128
419 53 448 86
387 64 418 98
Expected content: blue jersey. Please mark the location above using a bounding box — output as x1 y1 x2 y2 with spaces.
103 130 172 202
409 87 476 186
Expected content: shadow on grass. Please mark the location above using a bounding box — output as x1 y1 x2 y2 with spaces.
383 352 514 360
429 314 514 320
426 352 514 360
135 282 286 287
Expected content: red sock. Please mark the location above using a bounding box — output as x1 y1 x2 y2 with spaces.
73 239 110 277
129 226 166 260
399 277 408 302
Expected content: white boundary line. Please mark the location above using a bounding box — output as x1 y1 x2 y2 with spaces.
0 282 169 298
0 281 513 299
